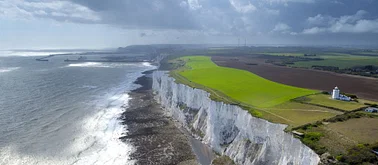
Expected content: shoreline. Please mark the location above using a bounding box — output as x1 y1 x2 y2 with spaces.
119 70 200 164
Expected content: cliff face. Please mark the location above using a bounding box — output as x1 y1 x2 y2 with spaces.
152 71 320 165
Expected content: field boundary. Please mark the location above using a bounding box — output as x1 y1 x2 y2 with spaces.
167 56 342 128
171 70 299 124
292 96 370 113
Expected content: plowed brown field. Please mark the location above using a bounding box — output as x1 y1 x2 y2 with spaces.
212 56 378 101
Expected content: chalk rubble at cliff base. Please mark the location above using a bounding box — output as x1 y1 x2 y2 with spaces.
120 74 196 164
152 71 320 165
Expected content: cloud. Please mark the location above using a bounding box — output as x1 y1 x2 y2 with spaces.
271 23 297 35
0 0 199 29
2 0 378 47
329 19 378 33
265 8 280 15
229 0 256 13
187 0 202 10
140 33 147 37
307 14 335 26
69 0 198 30
307 10 367 26
0 0 101 23
0 0 328 34
264 0 315 5
303 10 378 34
331 0 344 5
273 23 291 32
303 27 326 34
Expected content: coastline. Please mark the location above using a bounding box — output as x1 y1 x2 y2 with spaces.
119 70 198 164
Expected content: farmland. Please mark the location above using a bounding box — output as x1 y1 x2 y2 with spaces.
260 102 341 128
213 56 378 101
326 118 378 144
292 57 378 69
296 94 367 111
168 56 344 127
177 56 317 108
262 52 378 69
296 114 378 164
162 47 378 164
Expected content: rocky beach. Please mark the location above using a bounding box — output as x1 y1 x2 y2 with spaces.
119 70 198 165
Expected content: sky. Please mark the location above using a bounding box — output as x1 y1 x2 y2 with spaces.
1 0 378 49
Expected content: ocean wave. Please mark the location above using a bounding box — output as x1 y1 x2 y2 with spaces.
142 62 153 67
0 63 153 165
0 51 83 57
0 67 20 73
65 62 144 68
0 93 135 165
67 62 110 68
71 93 135 165
80 85 98 89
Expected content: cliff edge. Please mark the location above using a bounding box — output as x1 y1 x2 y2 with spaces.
152 71 320 165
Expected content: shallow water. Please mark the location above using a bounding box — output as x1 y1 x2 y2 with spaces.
0 55 155 165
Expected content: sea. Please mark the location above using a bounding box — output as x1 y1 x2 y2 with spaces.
0 52 155 165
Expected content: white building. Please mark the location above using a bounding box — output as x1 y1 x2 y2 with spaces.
365 107 378 113
332 87 351 101
332 87 340 99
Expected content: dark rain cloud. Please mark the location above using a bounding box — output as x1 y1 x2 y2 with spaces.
68 0 199 30
2 0 378 45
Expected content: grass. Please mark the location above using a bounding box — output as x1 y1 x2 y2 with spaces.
298 115 378 155
168 56 375 128
211 156 235 165
292 58 378 69
261 102 341 128
262 52 378 69
353 51 378 56
292 53 378 69
262 52 306 57
326 118 378 144
167 56 346 127
300 126 354 155
294 112 378 164
299 94 367 111
177 56 317 108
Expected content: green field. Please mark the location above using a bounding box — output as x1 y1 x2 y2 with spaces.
260 102 341 127
177 56 317 108
262 52 378 69
168 55 376 128
297 94 367 111
294 53 378 69
165 49 378 164
292 58 378 69
353 51 378 56
262 52 306 57
327 118 378 144
297 115 378 158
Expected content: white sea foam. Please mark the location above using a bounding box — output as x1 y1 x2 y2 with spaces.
142 62 152 67
66 62 144 68
67 62 110 68
0 51 82 57
0 62 156 165
70 93 135 165
0 93 135 165
81 85 98 89
0 67 20 73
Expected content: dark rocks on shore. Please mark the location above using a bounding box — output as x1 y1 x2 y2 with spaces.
119 70 197 165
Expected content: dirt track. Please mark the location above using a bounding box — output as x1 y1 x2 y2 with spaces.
212 56 378 101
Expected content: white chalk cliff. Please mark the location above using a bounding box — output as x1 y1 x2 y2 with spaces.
152 71 320 165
